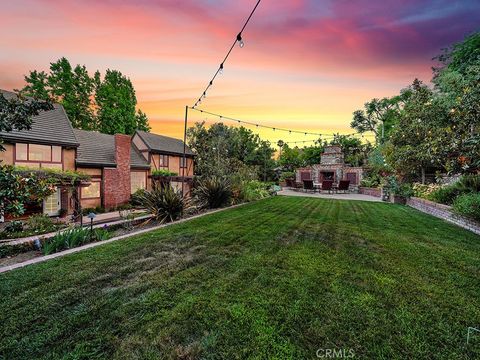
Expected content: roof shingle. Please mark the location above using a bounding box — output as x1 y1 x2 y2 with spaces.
73 129 150 169
136 130 194 156
0 90 79 147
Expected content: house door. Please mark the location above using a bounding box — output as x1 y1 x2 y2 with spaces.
43 188 60 216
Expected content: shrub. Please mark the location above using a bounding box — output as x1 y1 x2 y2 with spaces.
412 183 442 199
453 193 480 222
428 184 466 205
4 220 24 234
131 188 146 207
457 174 480 192
194 176 232 209
279 171 295 181
151 169 178 177
238 180 271 202
25 214 56 233
137 184 187 223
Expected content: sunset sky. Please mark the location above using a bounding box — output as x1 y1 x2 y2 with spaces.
1 0 479 145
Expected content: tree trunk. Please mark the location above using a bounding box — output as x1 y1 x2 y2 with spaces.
421 167 426 184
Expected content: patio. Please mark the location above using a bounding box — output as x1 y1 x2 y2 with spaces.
278 188 382 202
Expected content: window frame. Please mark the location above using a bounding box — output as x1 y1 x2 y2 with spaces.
180 156 187 169
159 154 169 168
14 143 63 165
81 180 101 200
130 171 147 194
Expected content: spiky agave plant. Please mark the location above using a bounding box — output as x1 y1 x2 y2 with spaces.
194 176 233 209
138 184 188 223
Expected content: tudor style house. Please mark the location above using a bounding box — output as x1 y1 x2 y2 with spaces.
0 90 195 217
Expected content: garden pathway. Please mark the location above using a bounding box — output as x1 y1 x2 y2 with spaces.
278 189 382 202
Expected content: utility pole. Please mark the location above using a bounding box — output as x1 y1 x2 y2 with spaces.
182 105 188 198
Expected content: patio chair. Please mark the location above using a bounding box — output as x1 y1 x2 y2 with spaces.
285 179 295 188
337 180 350 193
303 180 315 193
321 180 334 194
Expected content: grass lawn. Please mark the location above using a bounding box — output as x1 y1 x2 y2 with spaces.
1 196 479 359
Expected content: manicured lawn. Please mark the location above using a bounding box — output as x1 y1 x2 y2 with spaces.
1 196 479 359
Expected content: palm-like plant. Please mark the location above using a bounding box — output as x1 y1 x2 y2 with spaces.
137 184 188 223
194 176 232 209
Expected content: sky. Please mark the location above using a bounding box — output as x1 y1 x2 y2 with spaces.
1 0 479 145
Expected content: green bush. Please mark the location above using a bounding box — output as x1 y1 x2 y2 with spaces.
4 220 24 234
131 188 147 207
194 176 232 209
279 171 295 181
151 169 178 177
26 214 56 233
457 174 480 192
453 193 480 222
137 184 187 223
238 180 271 202
428 186 464 205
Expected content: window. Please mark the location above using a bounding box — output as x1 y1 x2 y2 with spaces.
131 172 146 194
159 154 169 167
16 143 28 160
15 143 63 167
180 156 187 168
82 181 101 199
29 144 51 161
52 146 62 162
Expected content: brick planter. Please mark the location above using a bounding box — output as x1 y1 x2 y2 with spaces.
359 187 382 198
407 197 480 235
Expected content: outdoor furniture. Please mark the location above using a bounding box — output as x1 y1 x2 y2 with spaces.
337 180 350 193
285 178 295 188
321 180 334 194
303 180 315 193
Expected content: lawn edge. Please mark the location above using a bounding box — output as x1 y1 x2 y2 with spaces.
0 202 251 274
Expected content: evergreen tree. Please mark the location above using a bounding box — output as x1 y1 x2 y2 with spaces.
135 109 151 132
95 70 138 135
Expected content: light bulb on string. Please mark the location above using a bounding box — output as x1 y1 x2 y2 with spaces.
219 63 224 75
237 33 245 48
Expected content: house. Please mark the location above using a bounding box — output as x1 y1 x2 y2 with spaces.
296 145 363 189
0 90 195 217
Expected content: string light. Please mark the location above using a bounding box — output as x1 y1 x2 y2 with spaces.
189 107 374 140
192 0 261 108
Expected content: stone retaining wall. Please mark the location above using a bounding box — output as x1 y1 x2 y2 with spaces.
359 187 382 198
407 197 480 235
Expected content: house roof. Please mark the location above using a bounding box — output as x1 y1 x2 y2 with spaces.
73 129 150 169
0 90 79 147
135 130 195 156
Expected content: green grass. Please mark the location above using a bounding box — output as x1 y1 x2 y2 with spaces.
1 196 480 359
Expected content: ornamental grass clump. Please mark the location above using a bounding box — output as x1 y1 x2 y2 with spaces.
42 226 110 255
137 184 188 223
194 176 232 209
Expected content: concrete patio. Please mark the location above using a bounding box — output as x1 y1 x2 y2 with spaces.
278 188 382 202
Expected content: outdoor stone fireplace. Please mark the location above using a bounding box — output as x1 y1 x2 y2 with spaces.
296 145 363 190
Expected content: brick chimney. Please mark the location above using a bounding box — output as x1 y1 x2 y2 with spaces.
103 134 131 209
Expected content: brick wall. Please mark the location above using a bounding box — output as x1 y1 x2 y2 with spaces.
407 197 480 235
103 134 131 209
359 187 382 198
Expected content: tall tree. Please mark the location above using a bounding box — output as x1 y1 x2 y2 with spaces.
384 80 450 183
187 122 275 180
95 70 139 135
135 109 151 132
23 58 96 130
22 57 151 134
351 94 409 143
